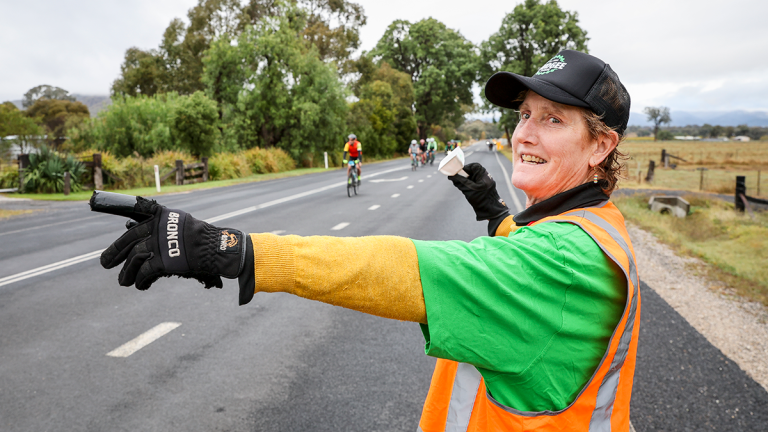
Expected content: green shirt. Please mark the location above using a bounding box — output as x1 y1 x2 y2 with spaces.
413 222 626 412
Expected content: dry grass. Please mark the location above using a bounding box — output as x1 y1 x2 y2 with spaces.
618 139 768 196
613 194 768 307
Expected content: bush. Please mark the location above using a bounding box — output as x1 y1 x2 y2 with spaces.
24 146 86 193
0 164 19 189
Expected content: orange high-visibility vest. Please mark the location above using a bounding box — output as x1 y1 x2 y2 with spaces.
418 202 641 432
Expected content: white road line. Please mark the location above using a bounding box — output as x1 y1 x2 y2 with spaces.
0 250 103 287
331 222 349 230
369 176 408 183
368 205 380 210
106 322 181 358
427 175 432 178
391 194 400 198
418 179 424 183
495 152 524 212
269 230 286 235
0 165 410 287
407 185 414 189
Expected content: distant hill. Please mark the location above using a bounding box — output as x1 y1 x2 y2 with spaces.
7 94 111 117
629 110 768 127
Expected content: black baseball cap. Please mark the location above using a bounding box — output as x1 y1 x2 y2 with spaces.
484 50 631 136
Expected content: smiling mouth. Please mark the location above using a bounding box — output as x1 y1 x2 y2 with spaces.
520 154 547 165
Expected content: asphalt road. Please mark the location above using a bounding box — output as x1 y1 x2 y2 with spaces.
1 142 767 431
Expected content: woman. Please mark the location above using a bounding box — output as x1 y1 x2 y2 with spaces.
99 49 638 432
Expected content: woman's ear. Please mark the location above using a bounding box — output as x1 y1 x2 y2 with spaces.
589 131 619 167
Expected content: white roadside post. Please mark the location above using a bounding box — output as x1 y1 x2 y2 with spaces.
154 165 161 192
324 152 329 169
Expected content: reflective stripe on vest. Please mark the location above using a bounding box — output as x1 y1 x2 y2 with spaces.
418 202 641 432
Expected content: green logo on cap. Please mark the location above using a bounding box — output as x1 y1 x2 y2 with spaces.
535 55 567 75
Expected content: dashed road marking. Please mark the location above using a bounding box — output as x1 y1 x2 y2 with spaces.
0 250 103 288
368 205 380 210
331 222 350 230
369 176 408 183
107 322 181 358
391 194 400 198
407 185 414 189
427 175 432 178
418 179 424 183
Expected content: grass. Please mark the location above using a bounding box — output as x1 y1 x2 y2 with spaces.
4 167 331 201
613 194 768 308
618 139 768 196
0 209 36 220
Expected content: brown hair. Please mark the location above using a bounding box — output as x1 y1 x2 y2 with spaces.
513 89 626 195
580 108 626 196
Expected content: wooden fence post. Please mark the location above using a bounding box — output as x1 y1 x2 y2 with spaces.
18 153 30 192
735 176 746 212
661 149 667 168
202 157 209 182
93 153 103 190
175 160 184 186
645 160 655 183
63 172 71 196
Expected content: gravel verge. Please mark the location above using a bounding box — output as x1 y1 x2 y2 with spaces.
628 223 768 392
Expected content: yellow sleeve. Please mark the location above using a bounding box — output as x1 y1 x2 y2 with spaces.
494 215 521 237
357 142 362 151
343 142 350 152
247 233 427 324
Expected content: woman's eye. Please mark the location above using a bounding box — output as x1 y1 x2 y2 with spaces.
521 113 530 120
549 117 561 124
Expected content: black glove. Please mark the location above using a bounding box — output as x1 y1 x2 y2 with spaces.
100 196 247 290
448 162 509 221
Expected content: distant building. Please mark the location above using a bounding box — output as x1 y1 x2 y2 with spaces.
733 136 751 142
673 136 701 141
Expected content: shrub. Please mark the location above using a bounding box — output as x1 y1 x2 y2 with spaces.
0 164 19 189
24 146 86 193
208 152 251 180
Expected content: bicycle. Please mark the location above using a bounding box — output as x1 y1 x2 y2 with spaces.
427 149 435 165
347 160 358 197
411 154 418 171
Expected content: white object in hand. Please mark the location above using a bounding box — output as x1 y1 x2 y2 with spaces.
438 147 469 177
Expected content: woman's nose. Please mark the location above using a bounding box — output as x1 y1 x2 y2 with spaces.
514 120 537 146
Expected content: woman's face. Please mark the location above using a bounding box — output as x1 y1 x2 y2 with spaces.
511 92 607 207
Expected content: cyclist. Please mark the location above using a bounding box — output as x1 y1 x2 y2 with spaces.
418 139 427 165
426 138 438 165
343 134 362 185
408 139 420 170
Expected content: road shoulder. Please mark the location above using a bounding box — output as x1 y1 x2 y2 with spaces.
628 223 768 391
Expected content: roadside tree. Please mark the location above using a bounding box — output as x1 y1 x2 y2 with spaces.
478 0 588 142
25 99 90 148
203 8 347 162
349 62 416 155
170 91 220 157
113 0 366 97
373 18 477 140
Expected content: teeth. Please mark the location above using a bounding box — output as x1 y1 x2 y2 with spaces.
521 154 546 164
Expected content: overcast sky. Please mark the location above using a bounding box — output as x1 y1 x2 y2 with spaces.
1 0 766 113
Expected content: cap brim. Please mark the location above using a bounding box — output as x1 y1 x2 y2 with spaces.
485 72 590 110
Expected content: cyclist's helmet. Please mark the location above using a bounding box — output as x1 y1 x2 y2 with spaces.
411 140 417 145
348 134 356 140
